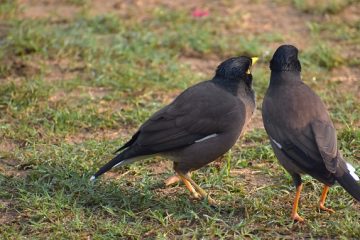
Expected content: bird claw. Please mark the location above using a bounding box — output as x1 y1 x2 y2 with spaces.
291 213 304 222
206 196 217 206
191 192 201 199
164 175 181 186
319 204 335 213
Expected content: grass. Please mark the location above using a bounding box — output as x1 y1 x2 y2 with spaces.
292 0 355 14
1 0 359 239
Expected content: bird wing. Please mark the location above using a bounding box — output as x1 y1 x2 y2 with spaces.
264 120 319 169
121 81 245 154
264 117 338 174
311 120 338 173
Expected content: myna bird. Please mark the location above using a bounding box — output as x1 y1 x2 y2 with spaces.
262 44 360 222
91 56 258 204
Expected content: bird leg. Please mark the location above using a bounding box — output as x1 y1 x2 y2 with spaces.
164 172 193 186
291 184 304 222
177 172 216 205
164 175 181 186
319 185 335 213
176 173 201 199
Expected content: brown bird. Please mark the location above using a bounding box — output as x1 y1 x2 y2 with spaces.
262 45 359 222
91 56 258 204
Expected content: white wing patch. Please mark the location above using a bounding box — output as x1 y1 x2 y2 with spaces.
270 137 282 149
113 156 146 168
346 162 360 181
90 175 96 181
195 133 218 143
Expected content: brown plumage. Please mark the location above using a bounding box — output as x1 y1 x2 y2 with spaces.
262 45 359 222
91 56 258 203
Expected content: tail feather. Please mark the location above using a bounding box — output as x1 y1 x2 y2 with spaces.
91 153 126 180
114 131 140 154
90 146 148 181
336 172 360 201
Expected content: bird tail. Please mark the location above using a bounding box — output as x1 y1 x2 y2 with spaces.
90 147 144 181
335 162 360 201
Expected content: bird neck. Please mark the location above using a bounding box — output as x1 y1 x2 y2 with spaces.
212 76 239 95
270 71 301 86
212 77 255 121
212 76 253 97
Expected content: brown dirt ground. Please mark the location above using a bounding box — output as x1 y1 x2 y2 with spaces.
0 157 30 178
230 167 275 193
0 139 17 153
0 199 19 225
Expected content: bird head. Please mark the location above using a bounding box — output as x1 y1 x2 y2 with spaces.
270 45 301 72
215 56 258 87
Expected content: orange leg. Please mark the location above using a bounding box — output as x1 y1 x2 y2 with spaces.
319 185 335 213
176 173 201 199
165 172 195 186
291 184 304 222
177 172 216 205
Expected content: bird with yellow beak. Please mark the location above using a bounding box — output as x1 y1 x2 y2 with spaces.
91 56 258 204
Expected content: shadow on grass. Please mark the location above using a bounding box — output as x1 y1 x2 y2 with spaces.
0 162 246 226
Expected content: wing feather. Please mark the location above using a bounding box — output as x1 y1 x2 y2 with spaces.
311 120 338 173
122 81 245 154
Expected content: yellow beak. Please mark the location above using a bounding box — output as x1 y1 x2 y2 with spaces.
251 57 259 65
247 57 259 74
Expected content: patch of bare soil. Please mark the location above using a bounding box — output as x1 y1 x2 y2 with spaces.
0 58 41 81
230 164 276 194
66 128 128 144
246 109 264 131
0 199 19 225
0 23 11 40
180 56 220 78
220 2 314 49
330 66 360 128
44 57 87 82
0 157 30 178
0 55 85 83
0 139 17 153
147 159 173 175
330 66 360 97
335 2 360 26
18 0 82 20
9 58 39 76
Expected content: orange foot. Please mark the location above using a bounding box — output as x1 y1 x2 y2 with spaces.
291 213 304 222
320 204 335 213
205 196 217 206
164 175 180 186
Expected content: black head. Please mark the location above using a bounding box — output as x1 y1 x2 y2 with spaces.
213 56 256 95
215 56 254 81
270 45 301 72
